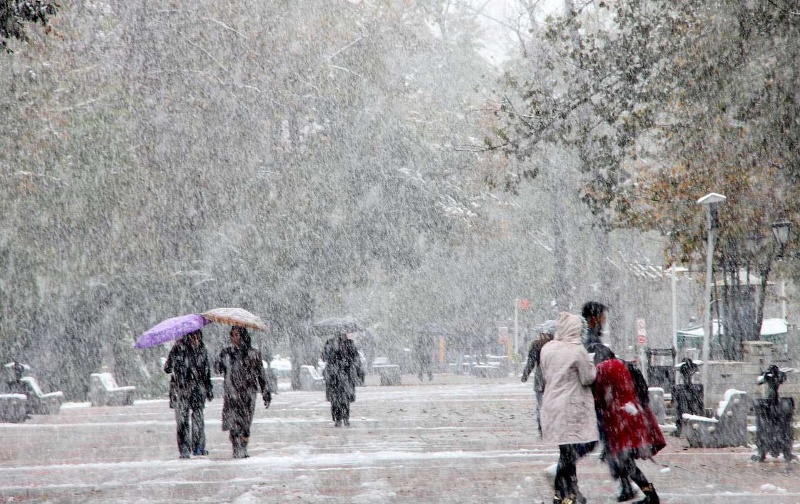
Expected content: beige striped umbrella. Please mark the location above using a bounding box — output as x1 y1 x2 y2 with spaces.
202 307 268 332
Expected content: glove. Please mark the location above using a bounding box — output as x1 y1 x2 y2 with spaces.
206 392 213 402
263 391 271 409
520 375 528 383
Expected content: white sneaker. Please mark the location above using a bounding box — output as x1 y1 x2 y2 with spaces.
541 463 557 491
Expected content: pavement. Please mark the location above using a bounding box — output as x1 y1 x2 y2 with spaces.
0 372 798 503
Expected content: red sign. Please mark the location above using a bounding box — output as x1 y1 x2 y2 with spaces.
498 326 509 344
518 299 531 310
638 334 647 345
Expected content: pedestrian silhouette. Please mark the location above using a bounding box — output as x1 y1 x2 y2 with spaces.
215 326 272 458
164 330 212 458
322 332 365 427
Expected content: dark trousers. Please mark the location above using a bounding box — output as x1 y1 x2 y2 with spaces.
331 398 350 424
611 450 650 491
555 442 597 498
174 401 205 457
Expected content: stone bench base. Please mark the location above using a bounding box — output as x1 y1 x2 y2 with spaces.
0 394 27 423
372 365 401 386
471 365 504 378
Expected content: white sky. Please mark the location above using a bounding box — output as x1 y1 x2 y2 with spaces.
476 0 564 66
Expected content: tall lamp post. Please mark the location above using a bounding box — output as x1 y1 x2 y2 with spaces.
771 219 791 258
697 193 726 375
771 219 792 319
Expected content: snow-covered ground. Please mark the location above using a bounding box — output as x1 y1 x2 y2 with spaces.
1 373 797 503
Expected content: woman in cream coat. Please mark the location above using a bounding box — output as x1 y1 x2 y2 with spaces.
540 311 599 504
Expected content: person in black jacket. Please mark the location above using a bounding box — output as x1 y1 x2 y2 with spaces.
164 330 213 459
521 320 556 438
322 332 365 427
582 301 608 354
215 326 272 458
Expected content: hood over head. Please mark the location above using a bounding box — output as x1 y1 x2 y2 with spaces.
538 320 556 336
554 312 584 345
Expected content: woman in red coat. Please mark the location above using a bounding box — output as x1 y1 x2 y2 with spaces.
593 346 665 503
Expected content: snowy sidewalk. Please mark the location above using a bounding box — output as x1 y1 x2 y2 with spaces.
0 374 797 503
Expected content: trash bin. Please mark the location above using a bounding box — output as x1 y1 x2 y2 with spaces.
646 347 676 395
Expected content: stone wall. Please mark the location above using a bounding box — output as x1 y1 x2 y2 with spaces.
704 361 761 408
703 341 800 408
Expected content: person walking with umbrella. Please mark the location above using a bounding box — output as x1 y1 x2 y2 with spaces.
215 326 272 458
164 330 213 459
321 331 365 427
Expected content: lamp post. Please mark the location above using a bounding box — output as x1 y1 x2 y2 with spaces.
697 193 726 372
771 219 792 319
771 219 791 258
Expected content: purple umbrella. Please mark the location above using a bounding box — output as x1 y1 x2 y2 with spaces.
134 314 210 349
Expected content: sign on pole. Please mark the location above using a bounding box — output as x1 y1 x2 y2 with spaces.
498 326 509 344
636 318 647 346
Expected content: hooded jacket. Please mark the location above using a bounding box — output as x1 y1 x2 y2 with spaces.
539 312 599 445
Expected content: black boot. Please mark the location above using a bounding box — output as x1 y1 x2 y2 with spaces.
635 485 659 504
570 474 586 504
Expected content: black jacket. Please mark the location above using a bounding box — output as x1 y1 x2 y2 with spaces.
322 336 365 403
164 340 212 410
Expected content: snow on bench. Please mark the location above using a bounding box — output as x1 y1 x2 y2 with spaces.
299 365 325 391
20 376 63 415
683 389 748 448
88 372 135 407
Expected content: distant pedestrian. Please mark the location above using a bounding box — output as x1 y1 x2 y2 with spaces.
413 332 435 381
452 327 469 374
520 319 556 439
6 360 31 419
215 326 272 458
164 330 213 459
322 332 365 427
593 346 664 503
581 301 608 354
5 360 27 396
540 312 598 504
361 329 377 372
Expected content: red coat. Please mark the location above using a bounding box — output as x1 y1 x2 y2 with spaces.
593 359 666 457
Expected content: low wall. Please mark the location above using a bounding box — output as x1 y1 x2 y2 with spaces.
703 361 761 408
703 340 799 408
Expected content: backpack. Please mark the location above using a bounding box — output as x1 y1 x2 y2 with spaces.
625 361 650 408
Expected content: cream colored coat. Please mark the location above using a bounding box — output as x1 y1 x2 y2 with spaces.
539 312 599 445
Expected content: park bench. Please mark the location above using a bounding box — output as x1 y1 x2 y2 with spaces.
88 372 136 406
682 389 748 448
372 364 401 386
486 355 510 375
299 365 325 391
0 394 27 423
20 376 63 414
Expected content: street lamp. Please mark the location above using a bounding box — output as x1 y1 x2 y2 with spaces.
771 219 792 258
771 219 792 319
697 192 726 371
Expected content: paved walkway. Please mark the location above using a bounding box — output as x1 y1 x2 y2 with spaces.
0 373 797 503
